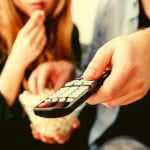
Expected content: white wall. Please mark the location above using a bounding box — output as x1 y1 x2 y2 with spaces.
72 0 100 45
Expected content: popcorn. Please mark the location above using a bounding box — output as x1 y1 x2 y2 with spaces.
19 89 80 137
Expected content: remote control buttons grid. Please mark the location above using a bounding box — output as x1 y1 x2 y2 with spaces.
82 80 95 86
67 86 89 99
34 70 111 117
65 79 82 87
40 77 96 107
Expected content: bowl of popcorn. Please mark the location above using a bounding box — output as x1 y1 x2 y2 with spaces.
19 89 82 137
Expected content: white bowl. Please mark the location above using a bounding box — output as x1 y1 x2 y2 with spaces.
19 90 80 136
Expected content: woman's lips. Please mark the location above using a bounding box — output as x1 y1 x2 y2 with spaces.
29 2 44 10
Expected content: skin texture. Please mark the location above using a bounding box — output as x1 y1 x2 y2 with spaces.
31 119 80 144
28 60 75 94
83 28 150 107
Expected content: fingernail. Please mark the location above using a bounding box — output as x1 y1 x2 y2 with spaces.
72 120 80 128
33 10 45 19
39 11 45 18
102 103 113 108
35 10 44 15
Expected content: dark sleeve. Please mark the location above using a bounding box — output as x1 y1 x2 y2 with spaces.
0 51 14 121
71 25 82 68
0 92 13 121
0 50 7 73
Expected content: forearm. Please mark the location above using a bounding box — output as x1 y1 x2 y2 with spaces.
0 54 26 106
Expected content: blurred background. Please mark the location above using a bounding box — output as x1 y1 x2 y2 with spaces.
72 0 100 45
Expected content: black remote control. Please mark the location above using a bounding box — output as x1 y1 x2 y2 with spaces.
33 70 111 118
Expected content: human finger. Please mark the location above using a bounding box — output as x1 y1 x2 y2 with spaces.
86 76 142 105
37 65 51 93
53 119 80 144
54 131 72 144
53 74 69 91
43 137 56 144
30 125 41 140
22 10 45 35
28 70 38 94
71 118 80 129
83 44 113 80
101 87 148 107
29 25 46 49
101 45 135 99
40 135 56 144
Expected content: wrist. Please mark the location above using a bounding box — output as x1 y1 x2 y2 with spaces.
8 52 28 72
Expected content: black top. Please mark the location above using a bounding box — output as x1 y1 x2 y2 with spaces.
0 92 13 121
138 0 150 28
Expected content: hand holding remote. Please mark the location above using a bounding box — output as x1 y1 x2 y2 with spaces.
33 70 110 118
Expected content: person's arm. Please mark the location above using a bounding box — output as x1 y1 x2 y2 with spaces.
0 11 46 106
0 53 27 106
83 28 150 107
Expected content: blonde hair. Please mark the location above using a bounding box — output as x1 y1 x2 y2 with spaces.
0 0 73 61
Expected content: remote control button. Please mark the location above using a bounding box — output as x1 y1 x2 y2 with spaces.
44 98 51 102
78 86 89 91
66 98 74 102
68 86 89 98
65 81 75 86
58 87 68 92
73 80 83 86
38 101 50 108
82 80 95 86
48 87 68 99
51 98 59 102
66 86 79 93
59 98 66 102
60 86 78 97
54 87 68 95
75 77 83 80
74 86 89 94
37 100 57 107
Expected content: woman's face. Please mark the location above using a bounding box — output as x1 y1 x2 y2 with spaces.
13 0 58 16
